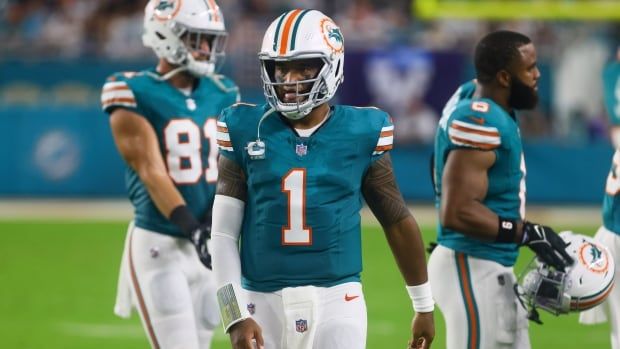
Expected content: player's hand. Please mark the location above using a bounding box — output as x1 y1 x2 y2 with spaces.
409 311 434 349
521 222 574 271
229 318 264 349
190 224 212 269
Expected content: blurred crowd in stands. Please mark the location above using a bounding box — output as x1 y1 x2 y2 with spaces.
1 0 619 144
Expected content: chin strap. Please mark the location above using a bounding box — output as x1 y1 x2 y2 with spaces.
513 283 544 325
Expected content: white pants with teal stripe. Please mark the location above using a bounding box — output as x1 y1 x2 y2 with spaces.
428 245 530 349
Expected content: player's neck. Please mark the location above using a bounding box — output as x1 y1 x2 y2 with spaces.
156 60 196 90
289 103 330 130
478 83 512 113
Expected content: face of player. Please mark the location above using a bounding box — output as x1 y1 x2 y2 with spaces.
273 58 323 104
506 43 540 110
182 31 214 62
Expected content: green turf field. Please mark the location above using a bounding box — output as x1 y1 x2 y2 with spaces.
0 220 611 348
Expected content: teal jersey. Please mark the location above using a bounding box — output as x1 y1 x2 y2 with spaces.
602 62 620 234
217 103 394 292
603 62 620 126
102 69 239 237
434 91 525 266
440 79 477 120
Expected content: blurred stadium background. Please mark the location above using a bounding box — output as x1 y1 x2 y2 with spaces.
0 0 617 348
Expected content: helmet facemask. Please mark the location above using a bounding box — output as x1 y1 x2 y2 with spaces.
164 21 227 76
259 53 338 120
516 259 571 321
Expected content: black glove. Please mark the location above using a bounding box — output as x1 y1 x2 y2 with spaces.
521 222 573 271
426 241 438 254
190 224 212 269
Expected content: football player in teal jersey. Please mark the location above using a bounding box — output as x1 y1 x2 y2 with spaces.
429 31 573 349
209 9 434 349
102 1 239 348
579 46 620 348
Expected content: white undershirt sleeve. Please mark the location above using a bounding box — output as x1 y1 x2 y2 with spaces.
211 194 244 286
211 194 251 331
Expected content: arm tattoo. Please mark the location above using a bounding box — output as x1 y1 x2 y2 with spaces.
216 156 247 201
362 154 411 226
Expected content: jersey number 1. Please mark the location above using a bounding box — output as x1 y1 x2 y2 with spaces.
282 169 312 245
164 118 218 184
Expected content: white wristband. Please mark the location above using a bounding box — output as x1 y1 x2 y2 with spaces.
406 281 435 313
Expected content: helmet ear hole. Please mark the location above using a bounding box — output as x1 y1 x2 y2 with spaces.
335 59 341 77
264 60 276 82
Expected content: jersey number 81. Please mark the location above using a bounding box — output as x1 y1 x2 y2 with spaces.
164 118 218 184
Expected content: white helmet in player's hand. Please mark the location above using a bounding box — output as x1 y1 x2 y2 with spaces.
259 9 345 120
143 0 227 77
517 231 615 318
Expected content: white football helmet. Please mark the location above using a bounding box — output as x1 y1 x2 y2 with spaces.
517 231 615 318
143 0 227 77
259 9 345 120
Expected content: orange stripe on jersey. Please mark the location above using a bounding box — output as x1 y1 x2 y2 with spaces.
450 135 498 150
217 126 228 133
380 130 394 137
102 97 136 105
217 140 232 147
450 123 499 137
375 144 393 152
103 85 130 93
279 9 303 55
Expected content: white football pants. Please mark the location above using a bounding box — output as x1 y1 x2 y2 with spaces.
114 222 220 349
429 245 530 349
246 282 367 349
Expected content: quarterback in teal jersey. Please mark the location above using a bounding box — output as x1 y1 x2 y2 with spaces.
579 47 620 347
102 1 238 348
429 31 573 349
209 9 434 349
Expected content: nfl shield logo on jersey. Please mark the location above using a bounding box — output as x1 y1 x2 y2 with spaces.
247 303 256 315
295 319 308 333
295 143 308 156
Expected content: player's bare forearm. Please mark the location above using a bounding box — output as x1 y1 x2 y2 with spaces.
384 216 429 286
362 155 427 285
110 108 185 217
139 165 186 217
216 156 248 201
440 149 514 241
